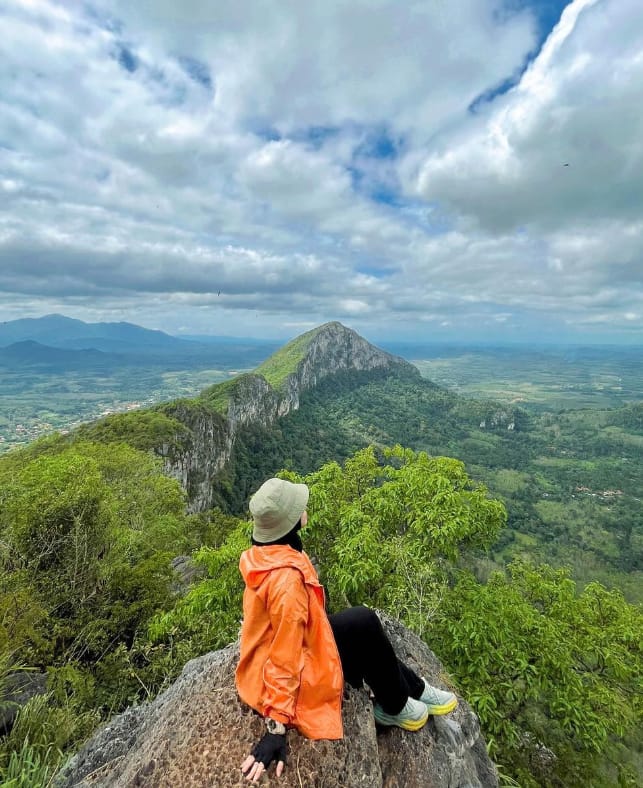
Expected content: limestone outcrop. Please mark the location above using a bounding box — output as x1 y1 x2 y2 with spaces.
0 671 47 735
56 613 498 788
158 322 418 512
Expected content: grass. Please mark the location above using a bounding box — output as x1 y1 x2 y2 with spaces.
601 426 643 448
488 468 530 495
254 327 321 389
535 499 575 524
1 740 56 788
199 376 249 414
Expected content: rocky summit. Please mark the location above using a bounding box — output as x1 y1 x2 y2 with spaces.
159 322 418 512
56 613 498 788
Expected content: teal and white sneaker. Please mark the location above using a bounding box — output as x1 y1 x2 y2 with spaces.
373 697 429 731
418 678 458 715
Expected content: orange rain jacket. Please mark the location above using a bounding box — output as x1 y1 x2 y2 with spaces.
235 545 344 740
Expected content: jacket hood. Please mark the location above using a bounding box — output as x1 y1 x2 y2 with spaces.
239 545 319 590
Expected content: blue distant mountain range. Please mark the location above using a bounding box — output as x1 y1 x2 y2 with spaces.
0 315 278 370
0 314 205 353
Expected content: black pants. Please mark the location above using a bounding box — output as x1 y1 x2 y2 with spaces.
328 606 424 715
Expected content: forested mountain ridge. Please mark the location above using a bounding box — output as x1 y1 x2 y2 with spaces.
80 321 420 511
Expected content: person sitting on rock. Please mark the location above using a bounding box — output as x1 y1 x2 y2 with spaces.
236 477 458 783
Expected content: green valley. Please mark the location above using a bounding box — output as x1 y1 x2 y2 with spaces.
0 365 236 451
405 344 642 412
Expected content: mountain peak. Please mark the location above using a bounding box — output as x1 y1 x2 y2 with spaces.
255 321 414 389
164 323 418 511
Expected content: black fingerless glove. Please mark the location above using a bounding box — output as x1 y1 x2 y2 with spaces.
251 732 287 768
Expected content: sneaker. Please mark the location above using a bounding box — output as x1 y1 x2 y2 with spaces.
373 696 429 731
418 678 458 715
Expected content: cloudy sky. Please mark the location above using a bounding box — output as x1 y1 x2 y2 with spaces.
1 0 642 343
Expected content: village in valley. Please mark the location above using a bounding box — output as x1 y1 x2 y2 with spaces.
0 398 156 453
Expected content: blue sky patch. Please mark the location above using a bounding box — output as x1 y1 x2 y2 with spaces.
469 69 524 112
253 125 282 142
356 264 398 278
355 126 403 161
294 125 341 149
509 0 572 35
469 0 572 111
115 43 138 73
346 125 406 205
369 187 399 207
349 165 401 209
178 56 213 91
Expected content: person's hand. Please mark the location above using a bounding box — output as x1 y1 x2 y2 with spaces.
240 732 287 782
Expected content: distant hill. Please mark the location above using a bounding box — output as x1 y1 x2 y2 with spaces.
0 315 278 368
180 334 278 346
0 340 139 372
6 321 640 599
0 314 204 354
70 321 642 606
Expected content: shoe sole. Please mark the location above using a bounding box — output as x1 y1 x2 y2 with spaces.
424 697 458 715
373 708 430 731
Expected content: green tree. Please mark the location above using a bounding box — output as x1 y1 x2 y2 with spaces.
282 445 506 612
0 440 197 780
429 562 643 786
278 446 642 786
0 441 190 668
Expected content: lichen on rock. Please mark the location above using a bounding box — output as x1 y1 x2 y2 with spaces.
56 613 498 788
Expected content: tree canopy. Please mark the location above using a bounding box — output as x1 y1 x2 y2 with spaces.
1 442 641 786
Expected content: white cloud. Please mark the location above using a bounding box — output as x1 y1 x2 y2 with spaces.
413 0 643 233
0 0 641 341
97 0 535 135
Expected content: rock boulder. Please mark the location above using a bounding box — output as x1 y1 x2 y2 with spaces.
0 671 48 734
56 614 497 787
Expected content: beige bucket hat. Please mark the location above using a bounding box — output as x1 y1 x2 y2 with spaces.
249 478 309 543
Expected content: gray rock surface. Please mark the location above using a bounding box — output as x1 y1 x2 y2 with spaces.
171 555 206 593
0 671 48 734
159 322 417 512
56 613 497 788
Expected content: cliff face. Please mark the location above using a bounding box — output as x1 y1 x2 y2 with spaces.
159 323 417 512
278 321 414 399
56 613 498 788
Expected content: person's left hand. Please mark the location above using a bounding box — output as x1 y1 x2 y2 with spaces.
241 732 287 783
